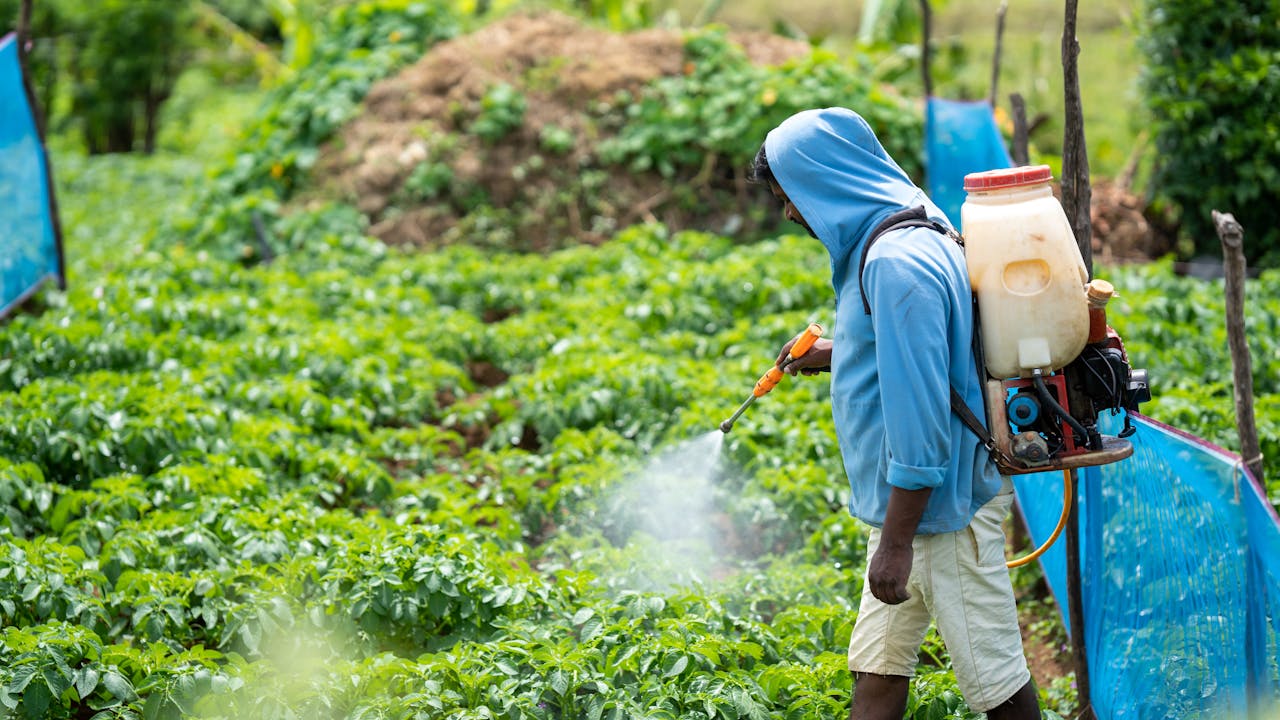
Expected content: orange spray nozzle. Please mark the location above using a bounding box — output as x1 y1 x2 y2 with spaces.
720 323 824 433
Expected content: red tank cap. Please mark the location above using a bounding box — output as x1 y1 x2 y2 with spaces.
963 165 1053 192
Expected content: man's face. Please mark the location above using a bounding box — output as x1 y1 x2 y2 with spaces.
769 181 817 239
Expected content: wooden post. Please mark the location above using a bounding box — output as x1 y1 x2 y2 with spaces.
1060 1 1095 718
1214 210 1264 484
1009 92 1030 166
919 0 933 98
16 0 66 291
15 0 43 137
1061 0 1092 276
1064 468 1094 720
988 0 1008 108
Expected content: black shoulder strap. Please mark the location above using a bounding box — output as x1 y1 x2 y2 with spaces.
857 207 1006 467
951 386 999 457
858 206 963 315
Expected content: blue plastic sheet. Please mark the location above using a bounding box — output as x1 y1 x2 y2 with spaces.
924 97 1013 228
1013 413 1280 719
0 32 62 318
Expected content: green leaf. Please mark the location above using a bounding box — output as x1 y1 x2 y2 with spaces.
549 669 569 697
7 666 37 694
76 668 101 700
22 678 51 720
662 654 689 678
101 672 137 703
42 667 71 698
20 582 42 602
581 616 604 642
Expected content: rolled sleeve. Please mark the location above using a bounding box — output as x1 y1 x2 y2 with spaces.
886 459 947 490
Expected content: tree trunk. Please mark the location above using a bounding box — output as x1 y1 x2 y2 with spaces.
919 0 933 97
989 1 1008 108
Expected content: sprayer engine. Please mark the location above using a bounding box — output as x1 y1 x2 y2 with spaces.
992 327 1150 473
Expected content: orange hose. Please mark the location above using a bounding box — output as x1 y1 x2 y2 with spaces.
1006 469 1072 569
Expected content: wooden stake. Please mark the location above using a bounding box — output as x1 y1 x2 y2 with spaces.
989 0 1008 108
1214 210 1264 484
919 0 933 98
1064 467 1094 720
1061 0 1092 276
16 0 66 291
1010 92 1030 166
1060 1 1095 718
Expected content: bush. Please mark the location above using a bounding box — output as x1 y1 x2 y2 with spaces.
602 31 923 182
1139 0 1280 265
184 0 461 262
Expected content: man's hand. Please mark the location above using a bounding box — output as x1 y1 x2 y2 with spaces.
868 541 913 604
868 486 932 605
775 335 833 375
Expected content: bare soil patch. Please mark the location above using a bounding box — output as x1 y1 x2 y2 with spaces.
313 11 809 251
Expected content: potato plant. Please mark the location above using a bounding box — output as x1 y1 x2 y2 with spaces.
9 3 1271 718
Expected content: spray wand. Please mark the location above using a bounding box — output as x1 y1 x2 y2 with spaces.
719 323 824 434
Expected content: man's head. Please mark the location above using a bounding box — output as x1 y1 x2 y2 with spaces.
750 144 817 239
751 108 943 281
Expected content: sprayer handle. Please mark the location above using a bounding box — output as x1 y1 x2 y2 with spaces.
788 323 824 360
754 324 824 397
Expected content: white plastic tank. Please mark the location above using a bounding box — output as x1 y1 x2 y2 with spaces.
960 165 1090 379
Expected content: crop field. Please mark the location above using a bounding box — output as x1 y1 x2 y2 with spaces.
1 1 1276 718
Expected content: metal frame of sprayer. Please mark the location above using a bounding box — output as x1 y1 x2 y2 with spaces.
983 306 1151 476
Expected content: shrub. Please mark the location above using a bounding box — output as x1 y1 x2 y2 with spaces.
1139 0 1280 265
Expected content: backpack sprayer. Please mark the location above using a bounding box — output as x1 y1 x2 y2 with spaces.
961 166 1150 477
718 166 1150 567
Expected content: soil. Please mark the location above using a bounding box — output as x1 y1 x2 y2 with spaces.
1021 605 1074 690
313 11 810 251
1089 179 1175 265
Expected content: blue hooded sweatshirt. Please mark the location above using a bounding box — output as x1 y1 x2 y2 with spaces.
764 107 1002 534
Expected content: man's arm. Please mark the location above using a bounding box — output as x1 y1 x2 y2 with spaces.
868 486 931 603
863 233 956 604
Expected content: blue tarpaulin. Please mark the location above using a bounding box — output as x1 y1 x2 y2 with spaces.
1014 413 1280 719
1 31 63 318
924 97 1013 229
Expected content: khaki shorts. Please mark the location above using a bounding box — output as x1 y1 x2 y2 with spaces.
847 478 1031 713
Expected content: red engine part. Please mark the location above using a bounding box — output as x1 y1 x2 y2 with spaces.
1001 372 1088 456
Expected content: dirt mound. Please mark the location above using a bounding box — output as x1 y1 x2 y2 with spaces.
1091 179 1174 264
313 12 810 250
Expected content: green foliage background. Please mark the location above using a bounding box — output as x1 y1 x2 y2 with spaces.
2 1 1276 718
0 0 195 153
1139 0 1280 264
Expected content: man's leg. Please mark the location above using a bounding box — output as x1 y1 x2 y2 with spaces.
847 528 931 720
984 680 1040 720
928 479 1037 715
848 672 909 720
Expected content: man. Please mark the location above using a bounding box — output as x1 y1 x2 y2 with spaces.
752 107 1039 720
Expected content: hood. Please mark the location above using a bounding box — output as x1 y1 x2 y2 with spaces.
764 107 947 289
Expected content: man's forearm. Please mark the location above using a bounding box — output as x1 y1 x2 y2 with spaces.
880 486 933 547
